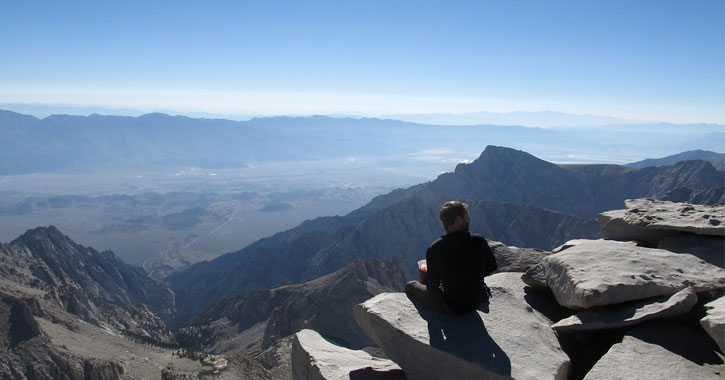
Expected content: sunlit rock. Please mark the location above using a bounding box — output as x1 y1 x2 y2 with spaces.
291 329 405 380
354 273 570 380
542 239 725 309
552 287 697 332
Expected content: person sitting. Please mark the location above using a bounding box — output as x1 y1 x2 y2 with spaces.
405 201 497 314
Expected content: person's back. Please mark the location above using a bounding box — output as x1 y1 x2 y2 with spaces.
427 230 490 314
405 201 497 315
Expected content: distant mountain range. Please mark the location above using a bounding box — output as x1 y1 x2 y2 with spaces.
627 150 725 171
0 104 652 126
383 110 647 128
1 109 723 175
167 146 725 324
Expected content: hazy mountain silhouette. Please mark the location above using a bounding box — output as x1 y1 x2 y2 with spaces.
2 109 723 175
627 150 725 171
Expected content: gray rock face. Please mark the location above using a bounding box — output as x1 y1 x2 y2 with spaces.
552 287 698 332
599 198 725 242
521 263 548 288
178 257 408 353
0 226 175 343
291 329 405 380
0 293 125 380
488 240 550 273
582 322 723 380
354 273 570 380
541 239 725 309
701 295 725 354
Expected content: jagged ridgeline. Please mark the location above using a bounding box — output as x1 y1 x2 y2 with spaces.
167 146 725 324
0 226 175 342
0 226 177 379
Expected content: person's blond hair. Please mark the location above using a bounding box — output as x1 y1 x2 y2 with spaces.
439 201 468 230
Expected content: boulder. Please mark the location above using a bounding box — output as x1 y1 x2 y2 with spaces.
521 263 548 288
542 239 725 309
291 329 405 380
551 287 698 332
354 273 570 380
701 295 725 354
598 199 725 244
582 321 724 380
487 241 549 273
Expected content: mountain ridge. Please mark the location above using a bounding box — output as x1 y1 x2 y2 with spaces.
1 225 175 342
627 150 725 171
2 109 724 175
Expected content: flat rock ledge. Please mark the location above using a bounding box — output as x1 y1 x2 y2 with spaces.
552 287 698 332
598 199 725 243
292 329 405 380
582 322 724 380
701 295 725 355
541 239 725 309
354 273 570 380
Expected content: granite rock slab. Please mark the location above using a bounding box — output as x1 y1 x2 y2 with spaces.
599 199 725 244
551 287 697 332
354 273 570 380
291 329 405 380
542 239 725 309
582 321 724 380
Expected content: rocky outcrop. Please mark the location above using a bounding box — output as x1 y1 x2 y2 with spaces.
487 240 550 273
1 226 175 343
582 322 723 380
701 295 725 354
540 239 725 309
291 329 405 380
325 198 725 380
551 287 698 332
0 294 125 380
599 198 724 240
354 273 570 380
598 199 725 267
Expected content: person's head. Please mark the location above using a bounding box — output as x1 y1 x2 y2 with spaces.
439 201 470 233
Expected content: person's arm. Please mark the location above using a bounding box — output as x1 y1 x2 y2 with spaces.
481 239 497 276
424 246 441 289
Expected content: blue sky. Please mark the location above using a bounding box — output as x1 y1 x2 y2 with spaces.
1 0 724 123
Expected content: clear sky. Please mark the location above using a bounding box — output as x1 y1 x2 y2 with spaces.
1 0 724 123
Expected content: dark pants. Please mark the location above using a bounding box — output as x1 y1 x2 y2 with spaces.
405 280 453 314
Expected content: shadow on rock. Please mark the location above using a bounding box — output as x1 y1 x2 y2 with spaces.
410 297 511 376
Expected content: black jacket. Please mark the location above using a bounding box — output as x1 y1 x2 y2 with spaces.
424 230 497 314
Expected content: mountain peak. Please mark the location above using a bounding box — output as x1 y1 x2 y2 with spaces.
12 225 72 247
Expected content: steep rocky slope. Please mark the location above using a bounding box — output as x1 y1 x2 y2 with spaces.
169 146 724 324
0 226 175 342
0 295 125 380
176 257 408 354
